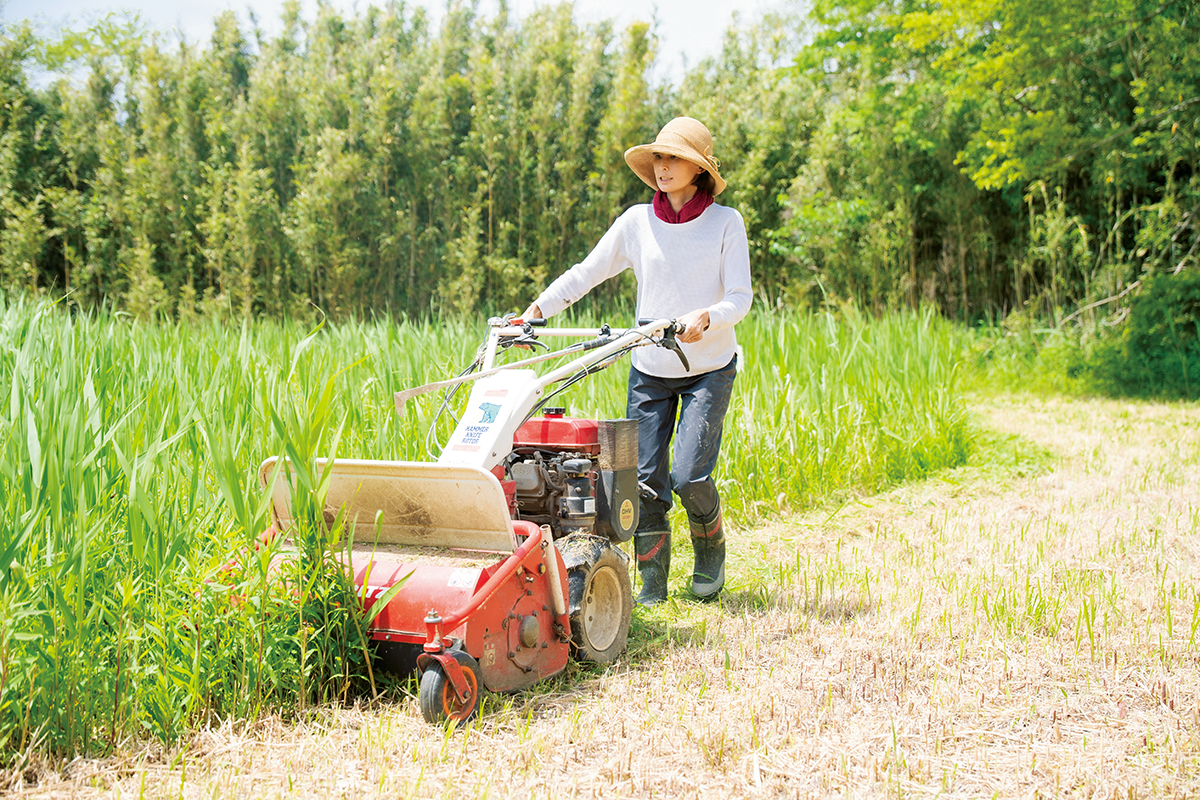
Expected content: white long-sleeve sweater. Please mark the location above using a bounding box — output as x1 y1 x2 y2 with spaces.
534 202 753 378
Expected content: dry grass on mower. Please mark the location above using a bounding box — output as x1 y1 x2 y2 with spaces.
11 395 1200 798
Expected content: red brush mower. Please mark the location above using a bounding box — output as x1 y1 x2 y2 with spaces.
259 317 689 724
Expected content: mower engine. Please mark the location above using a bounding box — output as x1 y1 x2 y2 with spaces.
507 410 640 543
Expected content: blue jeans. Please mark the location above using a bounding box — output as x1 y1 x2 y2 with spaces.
626 356 737 533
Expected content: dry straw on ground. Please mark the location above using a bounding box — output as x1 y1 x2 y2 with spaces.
9 395 1200 798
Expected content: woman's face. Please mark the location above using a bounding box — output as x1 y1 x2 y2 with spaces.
652 153 704 195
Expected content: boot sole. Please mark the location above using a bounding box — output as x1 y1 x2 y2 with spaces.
691 565 725 600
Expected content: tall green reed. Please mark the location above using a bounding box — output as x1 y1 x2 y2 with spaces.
0 299 378 759
721 306 970 517
516 305 972 519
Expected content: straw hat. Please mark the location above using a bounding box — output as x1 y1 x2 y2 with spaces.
624 117 727 196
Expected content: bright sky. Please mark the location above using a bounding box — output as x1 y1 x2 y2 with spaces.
1 0 784 84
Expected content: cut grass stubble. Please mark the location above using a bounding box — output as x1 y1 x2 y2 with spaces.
28 392 1200 798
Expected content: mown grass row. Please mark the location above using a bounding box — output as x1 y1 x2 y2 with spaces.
0 296 971 762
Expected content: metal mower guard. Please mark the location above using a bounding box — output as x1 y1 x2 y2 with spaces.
257 318 682 725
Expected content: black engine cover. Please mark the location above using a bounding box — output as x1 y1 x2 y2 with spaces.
595 419 639 542
596 467 638 542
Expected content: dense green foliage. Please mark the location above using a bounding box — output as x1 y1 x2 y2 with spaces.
971 269 1200 399
0 2 664 317
780 0 1199 318
0 0 1194 322
0 298 969 758
1104 270 1200 396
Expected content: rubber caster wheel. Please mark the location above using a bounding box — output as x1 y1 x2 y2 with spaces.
418 651 480 726
558 534 632 664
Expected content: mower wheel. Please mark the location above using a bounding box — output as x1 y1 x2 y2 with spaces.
418 651 481 726
560 535 632 664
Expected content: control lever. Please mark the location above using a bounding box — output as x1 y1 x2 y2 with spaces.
507 333 547 350
491 313 548 329
635 318 691 372
492 313 549 350
660 320 691 372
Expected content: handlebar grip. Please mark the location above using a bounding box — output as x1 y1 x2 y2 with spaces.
637 318 685 333
524 318 547 327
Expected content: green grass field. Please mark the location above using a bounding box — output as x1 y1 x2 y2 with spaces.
0 296 970 764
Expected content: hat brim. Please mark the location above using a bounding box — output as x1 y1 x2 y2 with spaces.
624 142 727 196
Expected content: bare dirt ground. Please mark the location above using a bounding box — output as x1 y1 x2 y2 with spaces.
13 394 1200 798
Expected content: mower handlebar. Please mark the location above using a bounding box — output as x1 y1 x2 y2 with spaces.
495 317 690 371
637 317 686 335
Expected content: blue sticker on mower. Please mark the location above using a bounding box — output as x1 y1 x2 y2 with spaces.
478 402 501 423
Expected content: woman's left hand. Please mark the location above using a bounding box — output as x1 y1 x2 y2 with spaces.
676 309 710 344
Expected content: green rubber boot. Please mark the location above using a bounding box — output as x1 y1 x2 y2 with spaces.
634 530 671 606
689 506 725 601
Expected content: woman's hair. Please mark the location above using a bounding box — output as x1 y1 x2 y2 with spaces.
692 170 717 196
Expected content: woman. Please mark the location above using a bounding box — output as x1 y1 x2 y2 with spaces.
522 116 752 604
